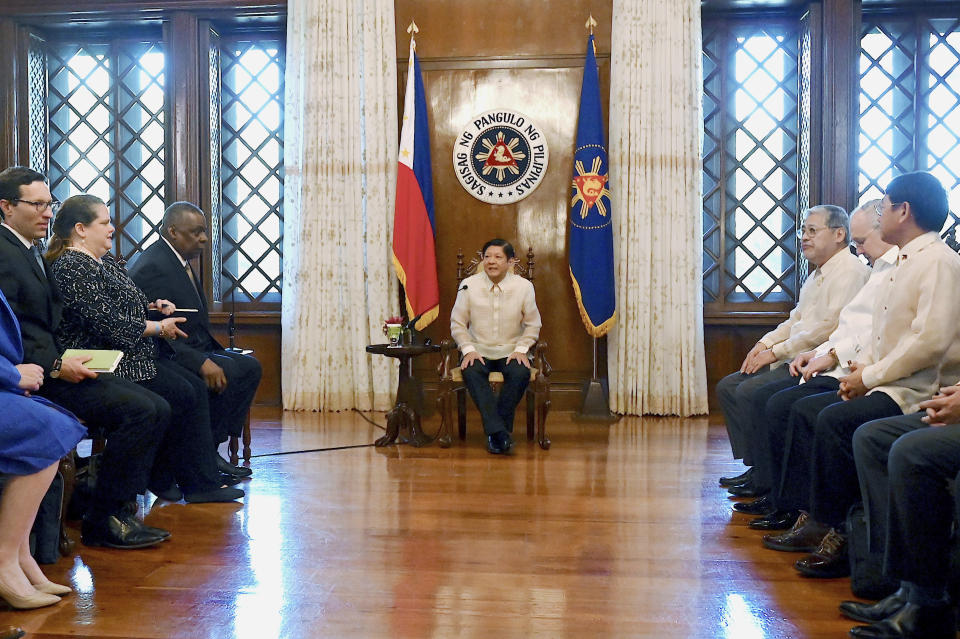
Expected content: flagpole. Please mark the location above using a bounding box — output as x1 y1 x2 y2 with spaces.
574 15 615 422
395 19 419 331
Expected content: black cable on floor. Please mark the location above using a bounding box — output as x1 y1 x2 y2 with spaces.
247 409 388 458
250 442 377 458
351 408 386 430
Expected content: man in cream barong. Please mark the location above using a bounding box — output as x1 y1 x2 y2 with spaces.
715 205 870 493
450 239 541 455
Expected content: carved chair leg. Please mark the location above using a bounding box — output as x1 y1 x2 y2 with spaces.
229 436 239 466
457 388 467 440
538 396 551 450
58 454 76 555
526 391 535 441
242 412 252 462
435 385 453 448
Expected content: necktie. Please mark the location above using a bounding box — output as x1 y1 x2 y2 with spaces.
185 262 203 303
30 245 45 277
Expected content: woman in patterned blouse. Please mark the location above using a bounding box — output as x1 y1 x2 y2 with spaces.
47 195 243 504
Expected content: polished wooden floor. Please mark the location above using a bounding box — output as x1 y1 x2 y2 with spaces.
0 409 865 638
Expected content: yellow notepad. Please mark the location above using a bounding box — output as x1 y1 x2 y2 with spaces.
61 349 124 373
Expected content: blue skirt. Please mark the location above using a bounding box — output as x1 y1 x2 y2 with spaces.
0 391 87 475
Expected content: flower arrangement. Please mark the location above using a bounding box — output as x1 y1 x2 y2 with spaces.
383 316 405 344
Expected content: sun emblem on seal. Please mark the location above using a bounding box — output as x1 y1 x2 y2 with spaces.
571 156 611 218
475 131 527 182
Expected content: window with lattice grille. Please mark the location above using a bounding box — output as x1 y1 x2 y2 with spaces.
859 13 960 235
46 40 166 260
703 19 801 309
214 38 284 305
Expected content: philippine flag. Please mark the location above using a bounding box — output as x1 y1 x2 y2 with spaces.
392 38 439 331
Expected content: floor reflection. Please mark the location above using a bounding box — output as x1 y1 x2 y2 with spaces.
233 495 284 639
720 593 766 639
0 413 858 637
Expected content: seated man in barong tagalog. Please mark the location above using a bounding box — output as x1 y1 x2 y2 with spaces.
450 239 541 455
715 204 870 493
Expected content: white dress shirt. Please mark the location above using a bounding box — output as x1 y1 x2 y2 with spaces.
759 248 871 364
860 232 960 413
813 245 899 380
450 271 541 360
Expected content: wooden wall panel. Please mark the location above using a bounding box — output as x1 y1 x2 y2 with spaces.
210 313 282 406
394 0 612 59
704 322 782 413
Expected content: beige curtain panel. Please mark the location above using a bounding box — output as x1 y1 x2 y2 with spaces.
608 0 708 416
282 0 399 410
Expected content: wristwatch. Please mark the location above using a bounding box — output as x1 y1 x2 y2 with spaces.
50 358 63 379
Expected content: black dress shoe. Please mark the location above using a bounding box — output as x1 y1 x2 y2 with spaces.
486 430 513 455
216 453 252 477
748 510 800 531
732 495 775 516
119 504 171 540
727 483 765 498
840 589 908 623
184 486 244 503
762 512 830 552
81 513 164 549
795 528 849 577
719 468 754 487
149 482 183 502
219 473 244 487
849 602 956 638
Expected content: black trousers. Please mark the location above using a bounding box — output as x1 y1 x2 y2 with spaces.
461 357 530 436
853 413 960 589
807 392 901 527
40 373 167 516
775 390 846 512
136 358 220 493
206 350 262 444
715 365 793 464
757 376 840 497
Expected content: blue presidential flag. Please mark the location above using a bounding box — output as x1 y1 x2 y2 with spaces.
569 34 616 337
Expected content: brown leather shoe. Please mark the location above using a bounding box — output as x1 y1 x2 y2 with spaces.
794 528 849 578
761 512 830 552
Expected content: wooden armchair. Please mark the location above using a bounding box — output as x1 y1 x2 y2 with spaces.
436 247 551 449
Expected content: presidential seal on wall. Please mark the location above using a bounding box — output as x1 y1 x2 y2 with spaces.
453 110 549 204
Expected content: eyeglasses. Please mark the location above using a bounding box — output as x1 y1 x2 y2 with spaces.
796 225 838 239
875 199 903 216
10 198 61 214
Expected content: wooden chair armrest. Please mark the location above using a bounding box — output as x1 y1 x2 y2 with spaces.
531 340 551 378
438 338 459 380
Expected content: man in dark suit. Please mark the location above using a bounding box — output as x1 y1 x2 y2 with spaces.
0 166 168 549
128 201 261 476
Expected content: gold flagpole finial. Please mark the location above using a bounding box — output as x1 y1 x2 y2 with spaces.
407 20 419 51
585 15 597 35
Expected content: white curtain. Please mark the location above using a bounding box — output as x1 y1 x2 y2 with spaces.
608 0 708 416
282 0 399 410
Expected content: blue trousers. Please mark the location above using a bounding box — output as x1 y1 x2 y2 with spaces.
461 357 530 436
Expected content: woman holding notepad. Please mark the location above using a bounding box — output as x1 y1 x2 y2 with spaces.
46 195 243 504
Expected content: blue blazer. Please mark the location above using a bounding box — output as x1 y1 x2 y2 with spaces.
0 288 25 393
